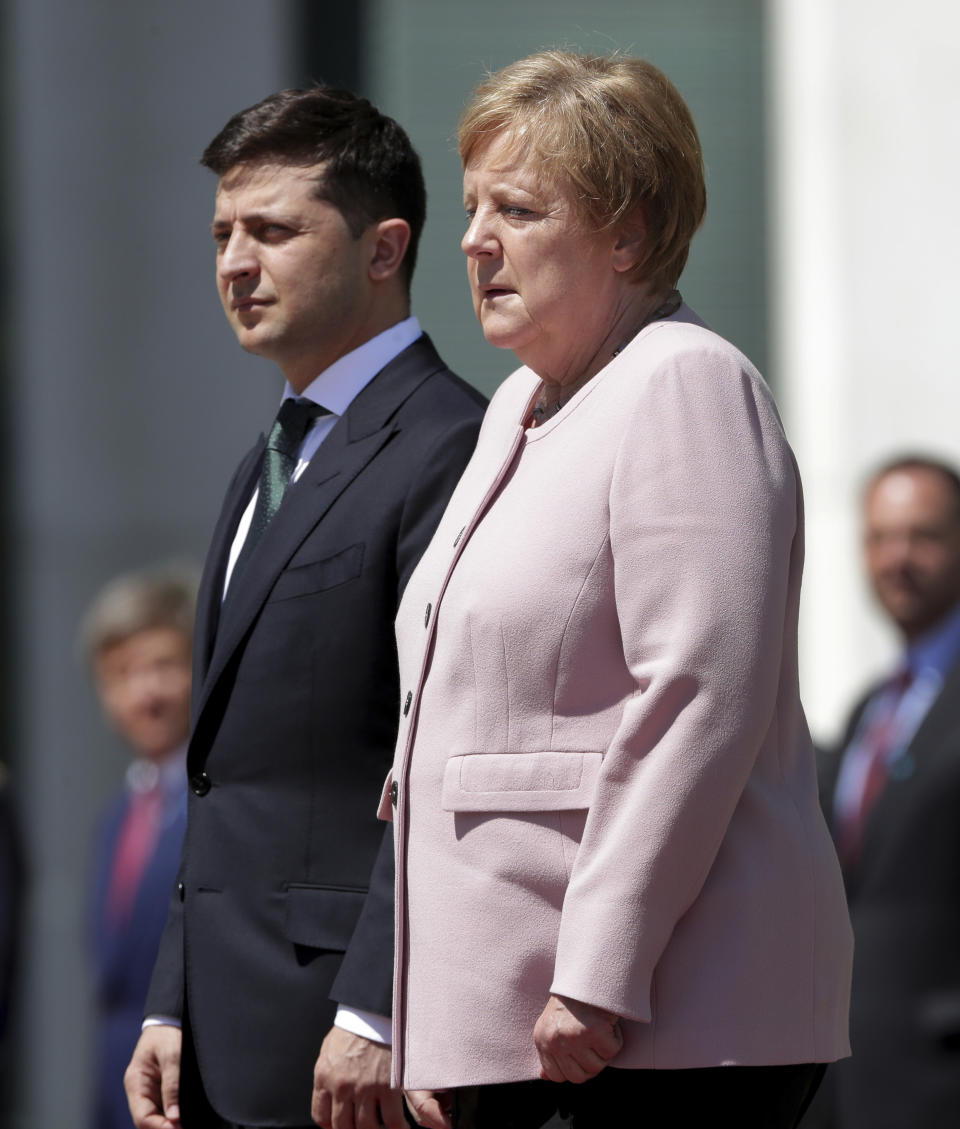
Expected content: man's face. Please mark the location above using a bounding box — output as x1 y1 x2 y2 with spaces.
212 162 375 393
95 627 192 761
863 467 960 640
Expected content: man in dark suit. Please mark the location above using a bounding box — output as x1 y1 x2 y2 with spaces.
814 455 960 1129
123 88 485 1129
82 565 196 1129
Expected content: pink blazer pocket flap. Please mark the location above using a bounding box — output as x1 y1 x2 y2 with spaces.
377 771 394 822
441 751 602 812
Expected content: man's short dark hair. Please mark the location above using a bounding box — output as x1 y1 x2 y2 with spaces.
201 86 427 288
867 454 960 518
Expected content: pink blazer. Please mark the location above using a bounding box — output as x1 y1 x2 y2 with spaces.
382 306 853 1089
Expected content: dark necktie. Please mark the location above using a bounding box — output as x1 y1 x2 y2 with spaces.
230 398 329 589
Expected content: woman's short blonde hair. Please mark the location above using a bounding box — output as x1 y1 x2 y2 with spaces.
458 50 706 290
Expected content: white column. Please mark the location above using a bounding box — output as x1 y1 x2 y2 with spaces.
769 0 960 741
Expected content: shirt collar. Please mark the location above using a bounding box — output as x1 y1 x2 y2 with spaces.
125 744 188 796
281 316 422 417
905 599 960 679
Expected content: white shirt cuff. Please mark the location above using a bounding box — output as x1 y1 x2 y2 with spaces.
334 1005 392 1045
141 1015 182 1030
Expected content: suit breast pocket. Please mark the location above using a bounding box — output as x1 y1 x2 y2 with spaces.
270 542 365 602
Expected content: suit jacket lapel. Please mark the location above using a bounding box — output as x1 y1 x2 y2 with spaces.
191 335 447 740
199 421 394 711
191 438 264 710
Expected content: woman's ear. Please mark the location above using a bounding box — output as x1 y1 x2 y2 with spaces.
611 210 648 274
368 218 412 282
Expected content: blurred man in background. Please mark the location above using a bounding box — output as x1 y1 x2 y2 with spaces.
82 564 196 1129
814 455 960 1128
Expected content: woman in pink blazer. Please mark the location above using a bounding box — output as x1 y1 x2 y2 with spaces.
384 51 853 1129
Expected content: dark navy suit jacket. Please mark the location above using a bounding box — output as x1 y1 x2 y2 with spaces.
813 657 960 1129
144 335 485 1126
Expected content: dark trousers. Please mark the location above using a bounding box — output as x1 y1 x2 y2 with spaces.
180 1016 416 1129
449 1064 827 1129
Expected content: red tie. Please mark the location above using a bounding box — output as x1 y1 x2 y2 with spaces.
106 785 164 926
837 667 912 868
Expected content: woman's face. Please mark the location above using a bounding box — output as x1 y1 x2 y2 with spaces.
461 132 626 384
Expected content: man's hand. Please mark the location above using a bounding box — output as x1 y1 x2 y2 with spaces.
124 1024 182 1129
312 1026 406 1129
533 994 623 1083
404 1089 452 1129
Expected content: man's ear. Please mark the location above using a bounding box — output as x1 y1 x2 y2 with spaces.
368 218 412 282
611 210 648 274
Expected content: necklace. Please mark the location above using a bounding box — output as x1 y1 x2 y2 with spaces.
528 289 683 427
611 289 682 357
529 396 565 426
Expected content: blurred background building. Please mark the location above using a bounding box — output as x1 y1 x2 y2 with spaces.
0 0 957 1123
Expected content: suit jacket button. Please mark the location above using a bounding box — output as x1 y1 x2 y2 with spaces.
190 772 211 797
424 603 432 627
390 780 399 806
403 691 412 716
177 882 185 902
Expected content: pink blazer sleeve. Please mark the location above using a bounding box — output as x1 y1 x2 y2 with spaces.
551 344 799 1019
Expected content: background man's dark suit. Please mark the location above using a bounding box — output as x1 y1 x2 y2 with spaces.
91 774 186 1129
808 457 960 1129
814 661 960 1129
145 334 484 1125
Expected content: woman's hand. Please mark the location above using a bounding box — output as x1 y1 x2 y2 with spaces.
533 994 623 1083
405 1089 453 1129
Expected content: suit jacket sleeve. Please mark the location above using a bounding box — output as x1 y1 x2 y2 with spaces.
330 413 482 1014
143 864 185 1019
550 346 800 1019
